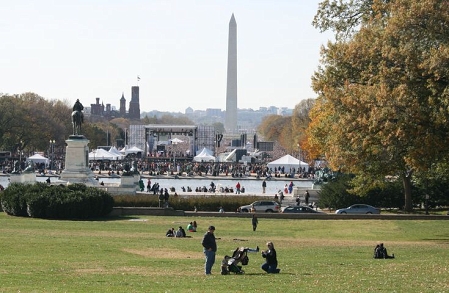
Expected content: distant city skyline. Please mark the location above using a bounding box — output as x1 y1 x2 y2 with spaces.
1 1 333 113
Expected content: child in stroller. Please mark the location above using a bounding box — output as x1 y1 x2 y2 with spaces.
221 246 259 275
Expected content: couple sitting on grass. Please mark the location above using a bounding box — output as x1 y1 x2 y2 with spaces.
373 243 395 259
187 221 197 232
166 227 187 237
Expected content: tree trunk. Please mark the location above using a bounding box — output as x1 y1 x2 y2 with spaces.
402 175 413 212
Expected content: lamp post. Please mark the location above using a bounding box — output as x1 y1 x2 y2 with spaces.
49 140 55 171
425 194 429 215
18 140 23 172
172 141 177 173
124 128 127 148
297 143 301 177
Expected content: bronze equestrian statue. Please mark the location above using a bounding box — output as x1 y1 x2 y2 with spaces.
72 99 84 135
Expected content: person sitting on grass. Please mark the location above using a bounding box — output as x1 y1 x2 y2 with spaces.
166 228 175 237
373 243 395 259
187 222 195 232
175 226 186 238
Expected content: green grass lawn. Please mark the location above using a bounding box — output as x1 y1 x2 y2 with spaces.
0 213 448 293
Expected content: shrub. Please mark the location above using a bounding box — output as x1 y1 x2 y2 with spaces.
1 183 114 219
112 194 269 212
1 182 30 216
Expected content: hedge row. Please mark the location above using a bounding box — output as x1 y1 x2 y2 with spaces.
0 182 114 219
113 194 271 212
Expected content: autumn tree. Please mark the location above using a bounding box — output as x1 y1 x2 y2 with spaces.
309 0 449 211
257 115 291 143
291 99 315 161
0 93 72 155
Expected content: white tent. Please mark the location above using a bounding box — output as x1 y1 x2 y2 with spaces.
89 148 117 160
267 154 309 172
193 148 215 162
125 146 143 155
108 146 124 159
195 147 213 156
27 154 49 165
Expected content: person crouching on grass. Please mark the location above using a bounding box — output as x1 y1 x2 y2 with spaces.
261 241 280 273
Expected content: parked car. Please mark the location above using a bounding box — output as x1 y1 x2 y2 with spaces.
281 205 323 214
335 204 380 214
239 201 280 213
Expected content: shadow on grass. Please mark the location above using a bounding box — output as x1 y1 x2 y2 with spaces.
242 272 294 276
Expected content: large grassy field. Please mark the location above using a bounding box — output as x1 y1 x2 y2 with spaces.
0 213 448 293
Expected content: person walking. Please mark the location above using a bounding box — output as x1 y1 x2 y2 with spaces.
202 226 217 275
252 214 259 231
164 188 170 208
158 189 164 208
262 179 267 194
146 178 151 193
304 190 310 206
235 182 241 194
288 181 294 194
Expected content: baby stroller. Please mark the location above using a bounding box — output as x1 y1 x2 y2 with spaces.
221 246 258 275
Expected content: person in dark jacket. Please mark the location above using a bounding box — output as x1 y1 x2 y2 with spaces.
252 214 259 231
201 226 217 275
261 241 280 273
373 243 395 259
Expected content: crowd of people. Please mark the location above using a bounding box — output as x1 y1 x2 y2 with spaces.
85 160 325 181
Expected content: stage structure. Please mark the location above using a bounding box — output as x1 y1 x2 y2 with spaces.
127 125 218 158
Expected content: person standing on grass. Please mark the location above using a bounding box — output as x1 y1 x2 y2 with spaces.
252 214 259 231
202 226 217 275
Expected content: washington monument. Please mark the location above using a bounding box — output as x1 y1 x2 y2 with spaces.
225 14 237 132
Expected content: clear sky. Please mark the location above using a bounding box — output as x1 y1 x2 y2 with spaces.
1 0 333 113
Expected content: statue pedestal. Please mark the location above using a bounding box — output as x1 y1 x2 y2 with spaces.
60 135 97 185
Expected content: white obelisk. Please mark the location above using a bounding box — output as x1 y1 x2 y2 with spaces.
225 14 238 132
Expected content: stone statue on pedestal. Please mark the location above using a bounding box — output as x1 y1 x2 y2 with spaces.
71 99 84 135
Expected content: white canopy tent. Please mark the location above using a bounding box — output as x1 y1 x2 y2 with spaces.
89 148 118 161
193 148 215 162
266 154 309 172
125 146 143 156
108 146 124 159
27 154 49 165
195 147 213 156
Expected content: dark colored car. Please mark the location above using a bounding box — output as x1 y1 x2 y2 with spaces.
281 205 323 214
335 204 380 214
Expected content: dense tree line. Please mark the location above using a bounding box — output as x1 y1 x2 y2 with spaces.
0 93 195 156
